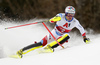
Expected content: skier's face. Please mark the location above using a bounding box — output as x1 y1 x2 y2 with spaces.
65 13 74 21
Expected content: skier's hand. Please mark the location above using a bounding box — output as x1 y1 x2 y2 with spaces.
83 36 90 44
49 16 61 23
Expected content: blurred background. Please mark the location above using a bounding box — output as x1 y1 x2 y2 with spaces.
0 0 100 32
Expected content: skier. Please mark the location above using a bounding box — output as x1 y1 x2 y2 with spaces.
17 6 90 58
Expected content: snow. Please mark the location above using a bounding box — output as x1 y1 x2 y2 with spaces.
0 19 100 65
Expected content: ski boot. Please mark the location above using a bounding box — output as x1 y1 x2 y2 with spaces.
38 45 54 53
16 49 23 58
43 45 54 53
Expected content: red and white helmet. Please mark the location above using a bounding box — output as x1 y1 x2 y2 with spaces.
65 6 75 14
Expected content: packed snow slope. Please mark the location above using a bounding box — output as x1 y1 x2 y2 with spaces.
0 19 100 65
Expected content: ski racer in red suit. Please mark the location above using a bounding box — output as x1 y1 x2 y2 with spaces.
17 6 90 58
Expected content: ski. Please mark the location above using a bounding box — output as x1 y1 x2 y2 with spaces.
38 49 54 54
9 55 20 58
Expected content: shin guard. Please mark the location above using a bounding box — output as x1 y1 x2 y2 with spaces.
22 42 43 54
47 34 70 49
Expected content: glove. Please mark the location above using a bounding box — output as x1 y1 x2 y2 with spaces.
49 16 61 23
83 36 90 44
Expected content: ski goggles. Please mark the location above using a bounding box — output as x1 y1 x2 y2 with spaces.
65 13 75 17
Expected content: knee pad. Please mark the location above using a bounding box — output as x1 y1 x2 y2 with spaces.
40 35 48 46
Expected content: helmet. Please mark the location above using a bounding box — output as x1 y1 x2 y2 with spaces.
65 6 75 14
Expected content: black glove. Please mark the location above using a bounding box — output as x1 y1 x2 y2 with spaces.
83 36 90 43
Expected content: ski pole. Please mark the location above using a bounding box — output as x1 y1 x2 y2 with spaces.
5 20 48 30
42 22 64 48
